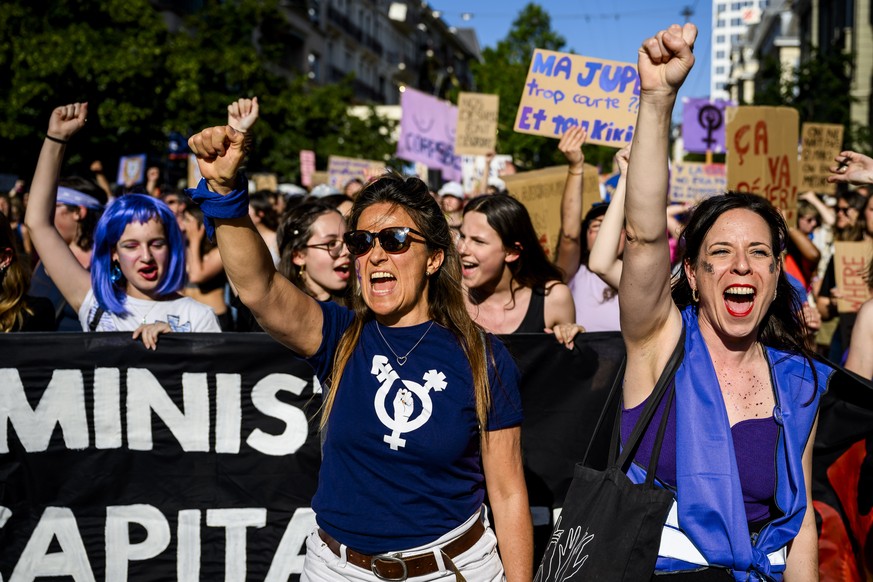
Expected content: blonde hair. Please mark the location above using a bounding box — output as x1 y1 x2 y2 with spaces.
319 174 493 433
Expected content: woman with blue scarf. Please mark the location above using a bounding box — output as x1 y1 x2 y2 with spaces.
620 24 830 580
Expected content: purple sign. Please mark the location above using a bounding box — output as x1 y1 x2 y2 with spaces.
396 88 462 181
681 97 734 154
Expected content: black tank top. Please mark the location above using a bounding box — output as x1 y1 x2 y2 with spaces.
513 286 545 333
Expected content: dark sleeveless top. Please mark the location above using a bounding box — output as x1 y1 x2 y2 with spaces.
621 386 780 523
513 286 545 333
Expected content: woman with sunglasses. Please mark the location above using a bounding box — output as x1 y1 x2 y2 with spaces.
187 118 532 581
277 199 350 303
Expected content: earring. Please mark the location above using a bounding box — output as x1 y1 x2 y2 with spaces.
110 261 123 285
691 287 700 303
425 270 432 277
773 289 777 301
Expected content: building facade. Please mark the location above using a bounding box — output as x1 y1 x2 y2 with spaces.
712 0 771 100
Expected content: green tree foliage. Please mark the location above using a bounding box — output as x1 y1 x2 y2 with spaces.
0 0 396 183
471 3 618 171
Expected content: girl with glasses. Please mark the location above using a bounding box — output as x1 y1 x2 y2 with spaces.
187 100 532 582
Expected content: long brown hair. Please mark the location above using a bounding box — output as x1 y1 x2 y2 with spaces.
0 213 34 332
320 173 493 432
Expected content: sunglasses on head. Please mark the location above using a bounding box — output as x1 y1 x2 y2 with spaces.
343 226 426 256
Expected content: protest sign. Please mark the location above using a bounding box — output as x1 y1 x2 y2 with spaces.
455 92 500 155
327 155 386 190
117 154 147 187
834 241 873 313
670 162 727 203
513 49 638 147
396 87 462 181
682 97 733 154
252 173 279 193
726 106 799 224
503 164 599 257
300 150 316 188
461 154 514 196
800 123 844 195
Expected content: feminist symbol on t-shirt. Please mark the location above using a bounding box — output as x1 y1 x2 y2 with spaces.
371 355 447 450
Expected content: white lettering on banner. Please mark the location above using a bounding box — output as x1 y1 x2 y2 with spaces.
5 506 316 580
206 508 267 582
105 505 172 580
9 507 96 582
248 373 309 456
0 369 310 454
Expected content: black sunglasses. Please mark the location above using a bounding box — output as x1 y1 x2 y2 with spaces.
343 226 426 256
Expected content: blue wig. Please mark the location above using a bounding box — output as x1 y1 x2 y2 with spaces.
91 194 186 314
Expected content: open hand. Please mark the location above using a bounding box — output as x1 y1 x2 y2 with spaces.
827 150 873 186
227 97 260 133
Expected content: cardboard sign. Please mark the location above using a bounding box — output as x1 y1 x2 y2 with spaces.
327 156 386 191
682 97 733 154
670 163 727 202
252 173 279 193
396 87 462 181
513 49 638 147
726 106 799 224
834 241 872 313
117 154 146 187
455 92 500 155
300 150 316 188
800 123 844 195
503 164 599 258
461 154 514 196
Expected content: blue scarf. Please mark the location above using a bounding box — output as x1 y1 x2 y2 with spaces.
632 306 830 580
187 177 250 240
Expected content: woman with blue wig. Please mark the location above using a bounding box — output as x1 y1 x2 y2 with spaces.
25 103 220 348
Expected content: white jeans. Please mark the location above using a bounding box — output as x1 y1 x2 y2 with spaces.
301 510 505 582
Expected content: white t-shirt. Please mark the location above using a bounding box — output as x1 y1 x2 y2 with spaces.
567 265 621 332
78 289 221 332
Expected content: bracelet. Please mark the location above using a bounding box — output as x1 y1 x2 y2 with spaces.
45 134 69 145
568 168 583 175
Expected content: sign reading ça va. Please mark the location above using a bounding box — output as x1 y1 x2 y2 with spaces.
513 49 639 147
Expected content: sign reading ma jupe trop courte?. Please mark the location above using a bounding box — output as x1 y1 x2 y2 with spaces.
514 49 639 147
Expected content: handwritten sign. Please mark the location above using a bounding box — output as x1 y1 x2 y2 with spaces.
252 173 278 193
513 49 638 147
461 154 514 196
834 241 872 313
503 164 599 258
726 106 799 224
396 87 462 181
300 150 316 188
670 163 727 202
682 97 733 154
455 92 500 155
800 123 844 195
117 154 146 187
327 156 386 190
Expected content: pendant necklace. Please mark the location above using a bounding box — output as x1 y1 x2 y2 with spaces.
376 320 435 366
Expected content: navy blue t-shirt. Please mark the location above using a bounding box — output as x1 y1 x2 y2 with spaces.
307 301 523 554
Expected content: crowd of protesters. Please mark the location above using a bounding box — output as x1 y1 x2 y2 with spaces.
2 22 873 581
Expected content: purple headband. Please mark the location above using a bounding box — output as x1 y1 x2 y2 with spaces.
57 186 103 210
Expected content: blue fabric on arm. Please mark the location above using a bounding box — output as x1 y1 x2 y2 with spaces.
186 177 249 240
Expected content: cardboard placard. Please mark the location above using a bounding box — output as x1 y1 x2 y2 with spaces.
461 154 514 196
252 173 279 193
503 164 599 258
117 154 146 187
834 241 872 313
513 49 638 147
327 156 386 191
310 171 329 189
670 162 727 203
800 123 844 195
455 92 500 155
726 106 799 224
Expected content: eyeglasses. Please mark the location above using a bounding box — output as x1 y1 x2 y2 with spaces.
343 226 426 256
306 239 346 258
836 206 852 215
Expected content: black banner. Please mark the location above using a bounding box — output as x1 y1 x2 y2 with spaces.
1 332 871 580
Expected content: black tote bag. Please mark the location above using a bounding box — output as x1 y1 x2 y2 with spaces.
534 328 685 582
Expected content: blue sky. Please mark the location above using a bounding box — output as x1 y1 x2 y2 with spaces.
434 0 713 103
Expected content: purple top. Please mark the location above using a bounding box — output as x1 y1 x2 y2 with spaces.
621 384 779 523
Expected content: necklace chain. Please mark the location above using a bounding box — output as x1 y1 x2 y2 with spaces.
376 320 435 366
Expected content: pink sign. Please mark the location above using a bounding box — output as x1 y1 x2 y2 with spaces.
396 88 461 181
300 150 316 188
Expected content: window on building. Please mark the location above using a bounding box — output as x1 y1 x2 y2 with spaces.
731 17 741 26
717 34 726 43
716 50 726 59
716 66 725 74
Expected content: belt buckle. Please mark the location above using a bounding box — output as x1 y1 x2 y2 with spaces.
371 554 408 581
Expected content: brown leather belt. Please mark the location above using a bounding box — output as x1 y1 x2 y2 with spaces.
317 520 485 580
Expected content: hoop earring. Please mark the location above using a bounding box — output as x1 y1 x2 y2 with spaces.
691 287 700 303
110 261 123 285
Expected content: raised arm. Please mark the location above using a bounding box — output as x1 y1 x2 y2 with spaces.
588 144 630 289
827 151 873 186
23 103 93 312
799 191 834 227
554 126 588 281
621 24 696 403
187 118 323 356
